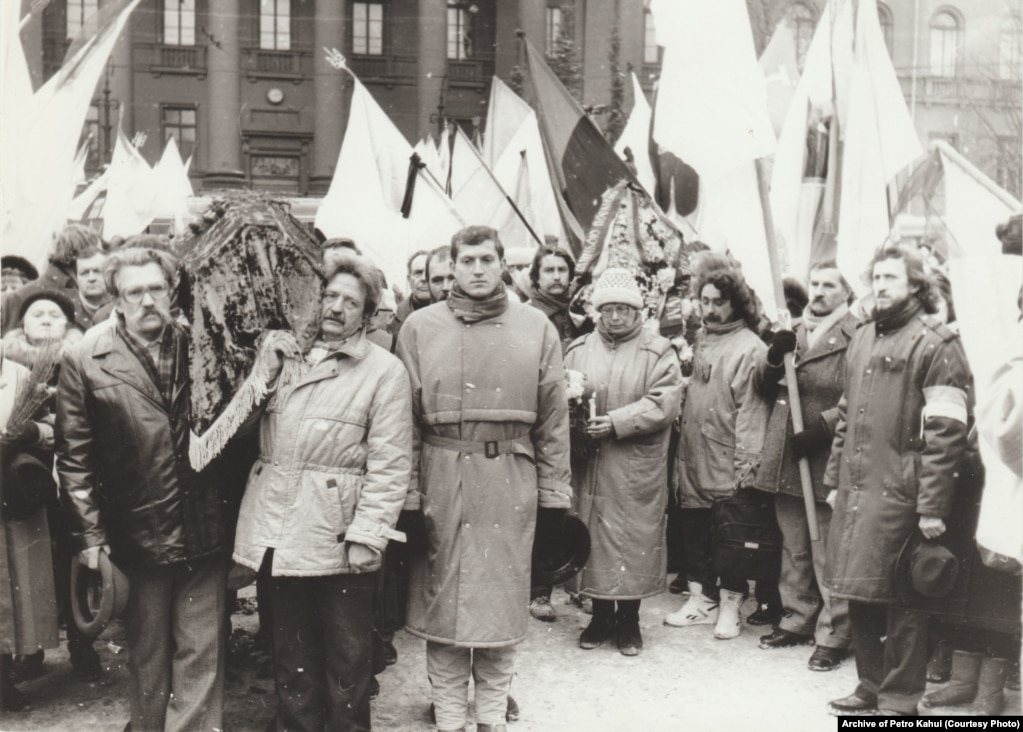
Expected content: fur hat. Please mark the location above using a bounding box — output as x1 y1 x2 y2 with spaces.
1 256 38 282
18 289 78 326
591 268 643 310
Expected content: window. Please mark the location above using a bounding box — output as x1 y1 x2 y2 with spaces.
877 3 893 55
643 8 658 64
162 106 197 161
545 7 562 55
790 3 816 72
260 0 291 51
81 103 101 170
353 2 383 55
447 2 474 61
67 0 99 38
164 0 196 46
929 10 961 77
997 136 1022 198
999 15 1021 81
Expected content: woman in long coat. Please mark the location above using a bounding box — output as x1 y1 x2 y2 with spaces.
565 269 682 656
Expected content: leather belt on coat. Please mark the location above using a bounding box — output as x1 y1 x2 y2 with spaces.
422 432 535 461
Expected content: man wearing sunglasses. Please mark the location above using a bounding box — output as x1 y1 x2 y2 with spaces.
56 245 232 732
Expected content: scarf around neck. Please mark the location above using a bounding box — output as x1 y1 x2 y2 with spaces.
703 318 746 336
529 284 570 318
596 315 644 347
446 282 510 323
803 302 849 351
874 297 922 335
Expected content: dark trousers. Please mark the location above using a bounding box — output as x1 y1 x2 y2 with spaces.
124 556 228 732
268 567 377 732
679 508 746 598
592 599 640 623
849 600 929 714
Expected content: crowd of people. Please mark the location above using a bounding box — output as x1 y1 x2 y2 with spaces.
0 211 1020 731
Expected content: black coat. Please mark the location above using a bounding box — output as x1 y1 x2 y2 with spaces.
755 312 858 501
55 323 230 569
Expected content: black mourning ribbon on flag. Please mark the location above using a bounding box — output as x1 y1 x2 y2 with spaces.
401 152 426 219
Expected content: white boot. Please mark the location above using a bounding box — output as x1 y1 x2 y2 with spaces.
714 589 745 640
664 582 719 627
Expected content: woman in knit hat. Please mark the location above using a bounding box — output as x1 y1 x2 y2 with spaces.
2 291 83 370
564 268 683 655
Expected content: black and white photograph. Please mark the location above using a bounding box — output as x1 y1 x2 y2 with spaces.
0 0 1020 730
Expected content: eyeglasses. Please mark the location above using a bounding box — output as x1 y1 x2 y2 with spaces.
121 283 170 304
598 304 637 318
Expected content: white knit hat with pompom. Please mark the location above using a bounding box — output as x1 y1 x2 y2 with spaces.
591 268 643 310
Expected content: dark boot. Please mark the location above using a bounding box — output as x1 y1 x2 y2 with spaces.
971 656 1007 715
615 600 642 656
920 650 982 708
926 639 954 682
1 655 27 713
579 599 615 650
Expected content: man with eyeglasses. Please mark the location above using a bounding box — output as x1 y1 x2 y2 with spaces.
56 245 233 732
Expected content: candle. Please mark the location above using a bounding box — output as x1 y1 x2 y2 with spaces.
589 391 597 420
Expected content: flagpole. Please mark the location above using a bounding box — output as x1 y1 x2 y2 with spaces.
754 158 821 543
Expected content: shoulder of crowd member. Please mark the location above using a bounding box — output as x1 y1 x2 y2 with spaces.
563 331 590 356
917 312 960 343
637 326 674 357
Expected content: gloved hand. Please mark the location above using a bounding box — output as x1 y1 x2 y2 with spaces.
536 506 567 537
790 419 832 460
398 510 427 555
767 329 797 366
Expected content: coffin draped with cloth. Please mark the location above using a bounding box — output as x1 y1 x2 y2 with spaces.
176 195 323 471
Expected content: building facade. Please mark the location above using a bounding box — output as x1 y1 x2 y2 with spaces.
756 0 1021 198
17 0 1021 198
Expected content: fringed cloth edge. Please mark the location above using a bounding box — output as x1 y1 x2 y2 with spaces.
188 347 304 471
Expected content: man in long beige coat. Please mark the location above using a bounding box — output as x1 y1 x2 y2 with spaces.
396 225 571 732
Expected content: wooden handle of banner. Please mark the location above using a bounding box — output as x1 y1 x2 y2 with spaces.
754 158 821 543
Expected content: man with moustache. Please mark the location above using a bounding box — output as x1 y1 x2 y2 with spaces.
396 225 571 732
425 245 455 303
526 241 576 349
234 256 411 731
524 241 576 622
755 261 857 671
826 243 971 716
665 267 769 641
56 247 232 731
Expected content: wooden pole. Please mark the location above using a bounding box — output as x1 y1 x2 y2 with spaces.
754 158 821 542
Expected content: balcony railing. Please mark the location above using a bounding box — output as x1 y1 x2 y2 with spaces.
243 48 312 82
898 75 1022 108
447 55 495 88
135 43 207 77
347 54 418 84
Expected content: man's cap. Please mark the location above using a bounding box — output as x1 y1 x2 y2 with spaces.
894 531 960 603
71 551 130 639
531 513 591 586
